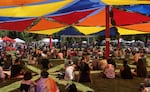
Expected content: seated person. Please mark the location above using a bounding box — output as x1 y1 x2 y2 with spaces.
120 59 133 79
36 70 59 92
20 71 36 92
104 64 115 79
144 75 150 87
139 83 149 92
99 58 108 70
136 58 147 78
40 57 52 70
11 58 24 78
78 58 92 83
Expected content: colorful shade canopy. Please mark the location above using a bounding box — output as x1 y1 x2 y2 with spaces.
56 26 84 35
102 0 150 5
49 8 98 25
0 0 73 17
0 18 36 32
74 26 105 35
120 22 150 33
117 27 149 35
28 27 67 35
112 8 150 26
0 17 27 22
120 5 150 15
29 18 66 31
28 17 68 34
77 8 111 26
51 0 105 15
0 0 45 6
90 27 118 36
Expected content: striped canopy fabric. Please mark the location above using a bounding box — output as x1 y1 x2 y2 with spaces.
77 8 111 27
49 8 98 25
0 0 45 6
0 0 73 17
102 0 150 5
0 0 150 36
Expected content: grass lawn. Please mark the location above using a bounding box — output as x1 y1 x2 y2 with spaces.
0 58 148 92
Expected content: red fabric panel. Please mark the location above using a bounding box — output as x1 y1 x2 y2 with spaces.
49 8 97 25
0 18 36 32
113 8 150 26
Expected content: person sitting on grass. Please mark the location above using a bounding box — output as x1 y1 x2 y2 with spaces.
20 71 36 92
140 75 150 89
139 83 149 92
104 64 115 79
78 56 92 83
40 55 53 70
120 59 133 79
136 57 147 78
36 70 59 92
11 58 24 78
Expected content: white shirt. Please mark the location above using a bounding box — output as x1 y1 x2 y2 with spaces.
64 66 74 80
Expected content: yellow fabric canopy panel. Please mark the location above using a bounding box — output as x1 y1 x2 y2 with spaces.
74 26 105 35
28 27 67 35
102 0 150 5
117 27 149 35
0 0 45 6
0 0 73 17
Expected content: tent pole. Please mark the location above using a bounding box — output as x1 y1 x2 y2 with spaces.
118 34 120 49
49 35 52 49
105 5 110 59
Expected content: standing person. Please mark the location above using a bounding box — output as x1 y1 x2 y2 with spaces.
36 70 59 92
20 71 36 92
64 61 76 81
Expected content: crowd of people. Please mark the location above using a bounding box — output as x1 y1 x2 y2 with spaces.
0 41 150 92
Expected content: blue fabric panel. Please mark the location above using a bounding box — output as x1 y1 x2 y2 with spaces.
51 0 105 15
120 5 150 15
57 26 84 35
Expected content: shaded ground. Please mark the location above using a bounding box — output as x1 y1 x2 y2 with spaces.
0 58 148 92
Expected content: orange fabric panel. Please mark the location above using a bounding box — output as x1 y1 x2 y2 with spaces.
120 22 150 32
29 18 66 31
77 9 111 26
0 0 45 6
